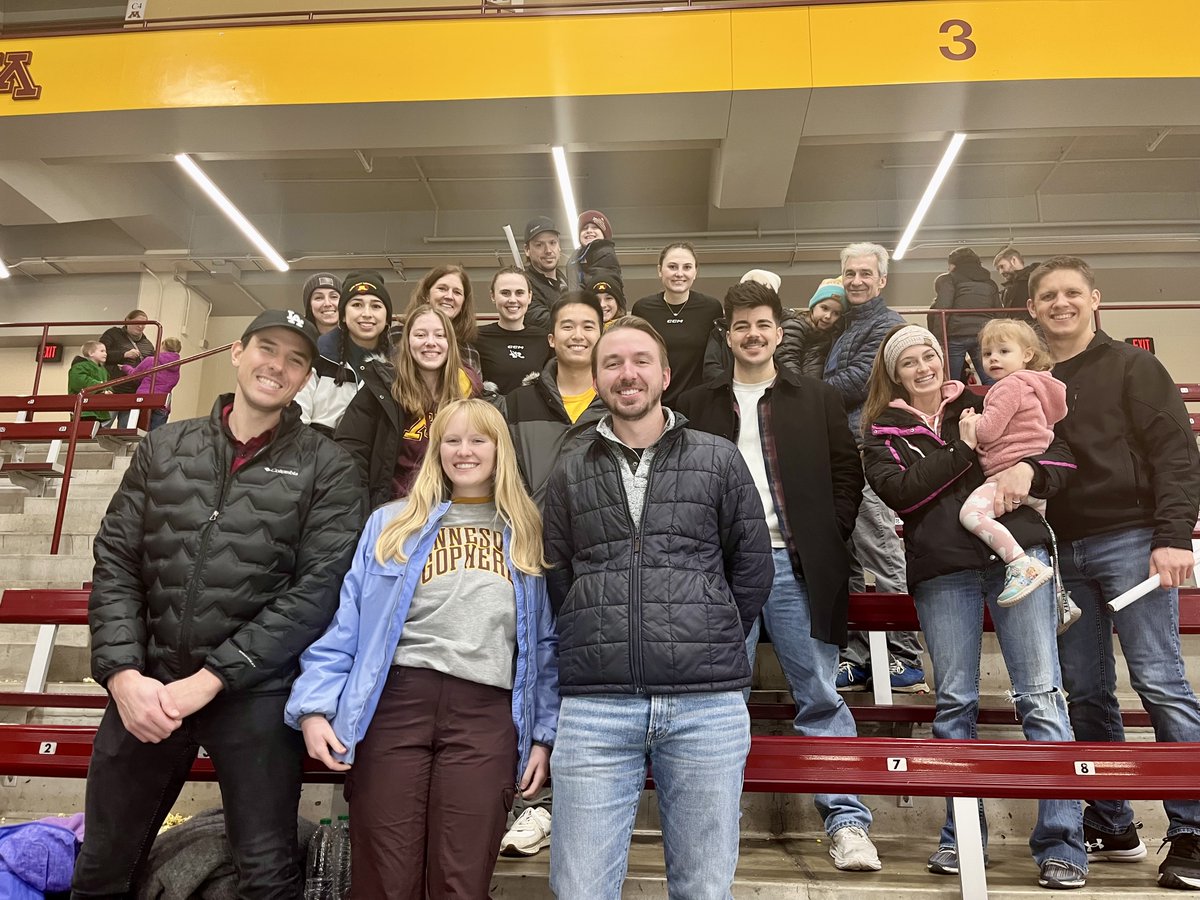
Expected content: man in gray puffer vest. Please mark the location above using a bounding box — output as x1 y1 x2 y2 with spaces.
73 309 364 900
543 315 772 900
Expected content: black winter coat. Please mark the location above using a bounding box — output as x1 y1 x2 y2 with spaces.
1048 331 1200 548
99 325 155 394
334 360 401 511
677 368 863 647
543 415 773 695
793 309 842 379
1000 263 1038 318
862 385 1075 589
701 308 806 382
928 263 1000 339
567 239 622 290
525 268 567 332
500 359 607 506
89 396 364 692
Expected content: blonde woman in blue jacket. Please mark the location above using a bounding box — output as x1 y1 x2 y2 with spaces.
286 398 559 899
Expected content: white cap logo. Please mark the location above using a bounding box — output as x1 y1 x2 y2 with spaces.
286 310 305 328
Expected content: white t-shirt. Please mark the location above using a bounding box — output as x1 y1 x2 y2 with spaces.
732 377 785 548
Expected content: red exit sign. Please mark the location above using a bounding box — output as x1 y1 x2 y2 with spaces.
36 342 63 363
1124 337 1156 355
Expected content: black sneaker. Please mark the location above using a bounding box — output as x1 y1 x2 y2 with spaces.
1159 833 1200 890
1039 860 1087 890
1084 820 1147 862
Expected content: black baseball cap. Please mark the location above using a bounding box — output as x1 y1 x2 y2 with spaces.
240 308 320 361
524 216 559 243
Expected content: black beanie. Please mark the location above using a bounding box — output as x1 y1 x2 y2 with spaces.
339 270 394 326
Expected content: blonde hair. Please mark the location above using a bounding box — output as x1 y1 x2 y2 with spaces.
81 340 104 357
374 399 548 575
978 319 1052 372
392 305 469 417
163 337 182 353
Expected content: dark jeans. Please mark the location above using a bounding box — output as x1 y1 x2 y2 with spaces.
71 691 305 900
346 666 517 900
946 336 995 386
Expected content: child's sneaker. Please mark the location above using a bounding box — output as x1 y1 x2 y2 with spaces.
997 555 1054 607
1056 590 1082 635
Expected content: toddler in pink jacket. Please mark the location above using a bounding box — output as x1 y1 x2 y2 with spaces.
959 320 1068 607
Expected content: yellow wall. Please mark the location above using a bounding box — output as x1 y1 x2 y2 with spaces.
5 1 1200 117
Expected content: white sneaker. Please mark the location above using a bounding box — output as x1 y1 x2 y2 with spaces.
499 806 551 857
829 825 882 871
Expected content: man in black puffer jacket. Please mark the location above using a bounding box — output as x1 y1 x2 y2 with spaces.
543 316 772 900
74 309 365 899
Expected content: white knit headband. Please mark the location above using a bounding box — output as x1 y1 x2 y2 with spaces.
884 325 944 380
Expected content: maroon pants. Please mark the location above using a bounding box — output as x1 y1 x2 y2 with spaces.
347 666 518 900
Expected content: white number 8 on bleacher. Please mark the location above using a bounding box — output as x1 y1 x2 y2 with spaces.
38 742 57 755
1074 761 1096 775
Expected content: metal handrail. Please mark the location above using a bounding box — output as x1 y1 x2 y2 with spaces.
0 319 163 400
26 340 235 555
0 0 903 37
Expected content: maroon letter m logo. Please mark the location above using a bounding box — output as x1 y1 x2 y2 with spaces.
0 51 43 100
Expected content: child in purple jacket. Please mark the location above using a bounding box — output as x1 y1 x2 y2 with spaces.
120 336 182 430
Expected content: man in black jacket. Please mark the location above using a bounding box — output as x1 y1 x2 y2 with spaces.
678 281 880 872
543 316 772 900
995 247 1037 318
522 216 568 331
73 309 365 899
927 246 1000 384
1030 256 1200 889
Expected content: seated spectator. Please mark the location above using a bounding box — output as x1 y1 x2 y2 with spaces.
585 273 626 327
337 304 481 509
68 341 113 424
119 336 183 431
632 242 722 406
298 272 393 435
796 278 847 378
397 265 481 377
861 324 1087 891
302 272 342 336
476 267 550 394
703 269 804 381
287 398 558 900
927 247 1001 384
567 210 622 289
99 310 154 427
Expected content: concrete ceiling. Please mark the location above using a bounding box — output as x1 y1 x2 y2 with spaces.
2 78 1199 317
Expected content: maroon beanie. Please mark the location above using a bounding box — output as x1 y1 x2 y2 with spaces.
578 210 612 241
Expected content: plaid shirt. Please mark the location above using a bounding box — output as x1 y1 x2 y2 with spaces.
220 402 276 475
735 384 803 574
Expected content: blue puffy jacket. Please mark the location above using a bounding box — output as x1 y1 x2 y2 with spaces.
285 500 559 775
822 295 905 437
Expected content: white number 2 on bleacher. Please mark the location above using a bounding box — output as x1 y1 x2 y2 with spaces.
887 757 908 771
38 742 57 755
1074 761 1096 775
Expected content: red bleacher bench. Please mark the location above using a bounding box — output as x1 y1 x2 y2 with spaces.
0 394 170 416
0 420 99 443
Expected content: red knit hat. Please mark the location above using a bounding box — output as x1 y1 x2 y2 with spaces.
578 210 612 241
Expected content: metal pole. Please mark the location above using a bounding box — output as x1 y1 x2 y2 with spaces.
50 395 84 556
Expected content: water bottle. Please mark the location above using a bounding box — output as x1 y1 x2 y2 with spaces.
303 818 335 900
332 814 352 899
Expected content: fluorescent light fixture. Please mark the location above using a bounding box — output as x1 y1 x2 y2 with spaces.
551 146 580 250
0 259 10 279
173 153 289 272
893 132 967 261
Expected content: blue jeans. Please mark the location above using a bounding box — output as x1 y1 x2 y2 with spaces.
1057 525 1200 837
845 482 924 669
912 546 1086 869
550 692 749 900
946 336 995 386
745 550 873 835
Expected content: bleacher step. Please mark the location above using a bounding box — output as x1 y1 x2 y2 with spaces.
0 555 93 587
0 532 93 556
490 834 1174 898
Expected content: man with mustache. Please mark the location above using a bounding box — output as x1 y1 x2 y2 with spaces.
678 281 880 872
542 315 772 899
